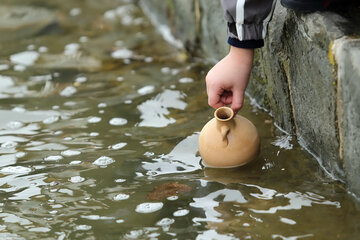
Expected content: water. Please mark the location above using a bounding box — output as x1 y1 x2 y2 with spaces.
0 0 359 239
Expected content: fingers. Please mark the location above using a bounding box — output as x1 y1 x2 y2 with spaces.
230 89 244 114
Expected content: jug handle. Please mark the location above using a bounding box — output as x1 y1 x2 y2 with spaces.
220 125 230 146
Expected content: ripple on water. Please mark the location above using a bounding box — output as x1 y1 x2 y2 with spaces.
135 202 163 213
93 156 115 166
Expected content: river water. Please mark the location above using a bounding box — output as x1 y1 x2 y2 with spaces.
0 0 359 239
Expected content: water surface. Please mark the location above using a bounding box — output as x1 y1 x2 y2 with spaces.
0 0 359 239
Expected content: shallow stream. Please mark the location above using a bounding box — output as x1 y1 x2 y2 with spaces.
0 0 359 239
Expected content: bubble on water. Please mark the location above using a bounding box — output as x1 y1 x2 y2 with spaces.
61 150 81 157
161 67 171 74
60 86 77 97
81 215 100 220
51 204 63 209
137 85 155 95
173 209 189 217
179 77 194 83
69 160 82 165
63 137 73 141
93 156 115 166
124 100 132 104
28 227 51 232
90 132 99 137
75 76 87 83
49 210 58 214
156 218 174 226
115 178 126 183
52 105 60 110
114 193 130 201
88 116 102 123
98 103 107 108
144 152 154 157
117 76 124 82
167 196 178 201
38 46 48 53
79 36 88 43
135 202 163 214
116 219 124 223
69 8 81 16
111 48 133 59
1 141 17 149
144 57 153 63
10 51 39 66
99 110 104 114
64 43 80 56
13 65 26 72
109 118 127 126
44 155 63 161
0 166 32 174
70 176 85 183
111 142 127 150
64 101 77 106
75 225 92 231
43 116 59 124
243 223 250 227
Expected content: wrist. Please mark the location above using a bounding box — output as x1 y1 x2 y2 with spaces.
229 46 254 65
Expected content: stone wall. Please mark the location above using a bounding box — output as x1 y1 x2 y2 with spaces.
139 0 360 198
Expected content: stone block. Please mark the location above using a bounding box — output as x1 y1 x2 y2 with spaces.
333 37 360 197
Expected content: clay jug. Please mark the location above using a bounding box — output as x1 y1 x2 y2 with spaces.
198 107 260 168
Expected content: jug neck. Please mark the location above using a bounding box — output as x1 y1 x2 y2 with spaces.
214 107 235 127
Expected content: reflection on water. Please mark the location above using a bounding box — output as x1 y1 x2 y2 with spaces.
0 0 359 239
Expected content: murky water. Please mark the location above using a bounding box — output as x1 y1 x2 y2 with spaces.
0 0 359 239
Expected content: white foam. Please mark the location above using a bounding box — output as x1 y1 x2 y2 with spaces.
75 76 87 83
113 193 130 201
109 118 127 126
93 156 115 166
88 116 102 123
137 85 155 95
69 176 85 183
115 178 126 183
44 155 63 161
69 160 82 165
60 86 77 97
97 103 107 108
43 116 59 124
280 217 296 225
111 142 127 150
64 43 80 56
179 77 194 83
10 51 39 66
156 218 174 226
28 227 51 232
6 121 24 130
173 209 189 217
0 166 32 174
135 202 163 213
111 48 133 59
75 225 92 231
61 150 81 157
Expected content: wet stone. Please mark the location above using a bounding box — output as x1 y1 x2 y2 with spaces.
0 6 57 42
147 182 192 201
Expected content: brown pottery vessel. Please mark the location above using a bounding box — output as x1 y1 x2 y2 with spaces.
198 107 260 168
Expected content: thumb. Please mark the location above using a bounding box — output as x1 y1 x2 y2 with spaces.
230 89 244 114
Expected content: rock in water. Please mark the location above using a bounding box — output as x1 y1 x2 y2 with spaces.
0 6 57 42
147 182 192 201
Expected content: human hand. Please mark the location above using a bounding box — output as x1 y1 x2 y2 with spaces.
206 46 254 114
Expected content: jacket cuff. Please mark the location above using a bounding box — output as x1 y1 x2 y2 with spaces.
228 37 264 49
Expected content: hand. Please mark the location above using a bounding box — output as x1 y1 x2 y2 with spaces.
206 46 254 114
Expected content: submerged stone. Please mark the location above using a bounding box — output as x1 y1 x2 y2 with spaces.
147 182 192 201
0 6 57 42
